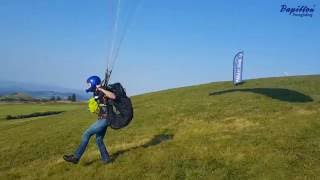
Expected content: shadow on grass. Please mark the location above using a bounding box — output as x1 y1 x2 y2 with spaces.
6 111 65 120
209 88 313 103
83 133 174 166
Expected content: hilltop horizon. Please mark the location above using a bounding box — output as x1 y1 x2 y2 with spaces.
1 73 320 97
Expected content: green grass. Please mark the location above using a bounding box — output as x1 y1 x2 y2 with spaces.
0 103 82 120
1 75 320 179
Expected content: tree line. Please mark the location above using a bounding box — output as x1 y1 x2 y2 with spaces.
50 93 77 102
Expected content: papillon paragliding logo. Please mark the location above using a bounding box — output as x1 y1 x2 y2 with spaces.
280 4 316 17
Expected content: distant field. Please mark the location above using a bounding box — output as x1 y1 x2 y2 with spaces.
0 75 320 179
0 103 84 120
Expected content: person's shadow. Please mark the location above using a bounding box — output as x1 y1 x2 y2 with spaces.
209 88 313 102
83 133 174 165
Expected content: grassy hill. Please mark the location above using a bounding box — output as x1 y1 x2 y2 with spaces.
0 92 33 101
0 75 320 179
0 80 90 101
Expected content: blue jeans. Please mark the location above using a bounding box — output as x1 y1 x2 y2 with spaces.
74 119 110 162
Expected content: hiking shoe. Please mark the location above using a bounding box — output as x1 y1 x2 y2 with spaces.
63 154 79 164
102 159 112 164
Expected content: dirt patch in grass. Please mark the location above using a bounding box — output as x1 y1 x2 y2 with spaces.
221 117 258 131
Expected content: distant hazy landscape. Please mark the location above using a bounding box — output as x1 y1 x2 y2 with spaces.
0 81 90 101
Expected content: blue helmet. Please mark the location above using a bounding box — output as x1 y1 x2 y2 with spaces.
86 76 101 93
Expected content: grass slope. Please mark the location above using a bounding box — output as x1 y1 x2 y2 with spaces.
0 75 320 179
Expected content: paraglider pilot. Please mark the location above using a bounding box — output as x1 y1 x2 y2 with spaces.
63 76 115 164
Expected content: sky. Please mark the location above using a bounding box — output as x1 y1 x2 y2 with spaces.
0 0 319 95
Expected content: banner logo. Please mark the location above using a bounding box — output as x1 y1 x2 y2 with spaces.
280 5 316 17
233 51 244 85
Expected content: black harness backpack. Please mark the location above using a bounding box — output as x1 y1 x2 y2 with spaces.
106 83 133 129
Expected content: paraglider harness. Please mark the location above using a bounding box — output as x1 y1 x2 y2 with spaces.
94 70 133 130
